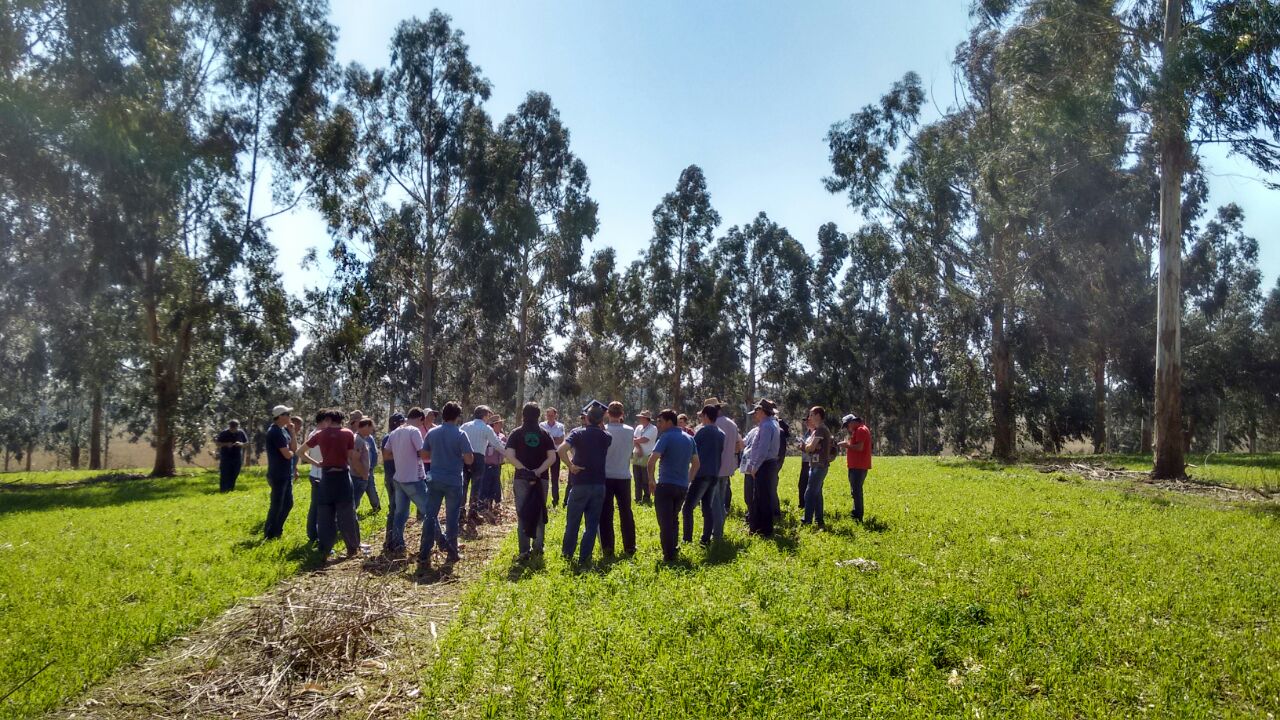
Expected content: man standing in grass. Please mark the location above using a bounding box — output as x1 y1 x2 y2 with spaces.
541 407 567 508
839 414 872 523
386 408 431 558
801 406 835 528
304 410 366 560
743 399 781 537
381 412 405 549
215 419 248 492
263 405 295 540
461 406 502 517
684 404 724 547
304 410 328 544
289 416 303 481
648 409 699 562
352 418 380 511
704 397 741 533
632 410 657 504
506 402 557 561
600 401 637 558
558 403 611 566
423 402 474 570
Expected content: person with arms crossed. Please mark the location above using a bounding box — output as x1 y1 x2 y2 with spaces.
505 402 557 561
647 409 699 563
631 410 657 504
263 405 295 539
801 406 835 528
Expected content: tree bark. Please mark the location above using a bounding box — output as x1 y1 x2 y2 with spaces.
1092 342 1107 454
419 251 437 408
25 444 33 471
151 375 179 477
990 288 1015 462
90 384 103 470
1152 0 1187 479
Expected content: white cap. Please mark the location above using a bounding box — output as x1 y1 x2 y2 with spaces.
271 405 293 418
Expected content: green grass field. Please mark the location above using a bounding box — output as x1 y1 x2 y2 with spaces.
0 466 342 719
421 457 1280 719
1084 453 1280 491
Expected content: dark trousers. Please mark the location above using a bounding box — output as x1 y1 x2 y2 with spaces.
632 463 651 503
315 468 360 556
219 459 241 492
749 459 779 537
682 477 716 544
306 476 320 542
654 484 686 561
798 460 810 510
848 468 868 521
263 474 293 539
545 456 561 507
462 458 484 513
599 476 637 556
383 474 399 549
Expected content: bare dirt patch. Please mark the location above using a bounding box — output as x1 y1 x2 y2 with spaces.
57 509 515 720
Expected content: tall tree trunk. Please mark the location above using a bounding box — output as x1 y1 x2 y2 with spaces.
1152 0 1187 479
516 273 530 406
70 439 81 469
151 375 178 477
419 253 436 408
1140 405 1153 453
1216 396 1226 452
745 334 758 424
90 384 103 470
1092 342 1107 454
26 444 34 471
990 292 1015 462
3 450 8 472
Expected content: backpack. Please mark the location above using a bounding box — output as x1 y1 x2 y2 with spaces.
777 419 790 462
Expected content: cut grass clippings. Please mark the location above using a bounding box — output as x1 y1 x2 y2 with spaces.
0 466 352 719
420 456 1280 719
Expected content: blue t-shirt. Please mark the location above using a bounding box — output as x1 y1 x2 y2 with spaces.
693 424 724 478
652 427 695 487
425 423 470 487
565 425 611 485
266 424 292 481
362 435 378 476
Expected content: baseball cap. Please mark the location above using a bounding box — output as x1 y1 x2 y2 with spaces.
842 414 862 426
271 405 292 418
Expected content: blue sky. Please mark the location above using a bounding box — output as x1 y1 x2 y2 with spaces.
268 0 1279 298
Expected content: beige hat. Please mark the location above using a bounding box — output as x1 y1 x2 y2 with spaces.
703 397 721 407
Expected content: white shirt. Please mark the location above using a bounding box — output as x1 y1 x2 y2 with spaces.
632 422 658 463
604 422 635 479
387 425 426 483
540 420 566 444
305 430 324 480
715 415 741 478
460 418 503 455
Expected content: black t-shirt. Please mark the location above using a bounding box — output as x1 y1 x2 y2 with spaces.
216 429 248 462
506 425 556 474
266 424 292 480
565 425 611 485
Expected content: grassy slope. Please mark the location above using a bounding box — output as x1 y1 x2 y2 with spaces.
422 457 1280 719
0 467 339 718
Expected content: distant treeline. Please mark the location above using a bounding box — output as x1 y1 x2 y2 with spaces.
2 1 1279 476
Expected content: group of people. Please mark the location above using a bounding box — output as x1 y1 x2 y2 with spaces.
247 396 874 570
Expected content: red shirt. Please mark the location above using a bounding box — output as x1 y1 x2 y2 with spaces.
846 424 872 470
306 427 356 469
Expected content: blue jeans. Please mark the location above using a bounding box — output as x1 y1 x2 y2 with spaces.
421 482 464 560
482 463 502 507
351 475 369 508
803 464 829 525
848 468 868 521
711 477 729 540
390 480 428 556
561 483 605 563
682 477 716 543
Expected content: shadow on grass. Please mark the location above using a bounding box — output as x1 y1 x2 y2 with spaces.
0 472 222 517
1248 503 1280 522
505 553 549 581
703 536 749 565
861 515 891 533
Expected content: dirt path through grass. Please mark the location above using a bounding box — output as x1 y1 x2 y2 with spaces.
56 513 515 720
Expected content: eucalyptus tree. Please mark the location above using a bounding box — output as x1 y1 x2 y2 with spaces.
494 91 599 405
714 212 812 410
325 11 493 407
645 165 721 409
